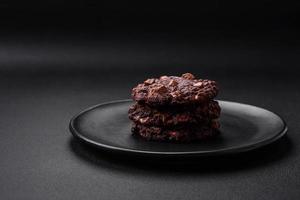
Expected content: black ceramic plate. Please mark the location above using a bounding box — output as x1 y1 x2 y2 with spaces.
69 100 287 157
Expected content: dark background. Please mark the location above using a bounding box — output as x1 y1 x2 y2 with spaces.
0 1 300 199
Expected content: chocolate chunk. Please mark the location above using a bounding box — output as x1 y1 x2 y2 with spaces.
181 73 195 80
144 78 155 85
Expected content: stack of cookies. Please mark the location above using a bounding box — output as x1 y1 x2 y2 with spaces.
128 73 221 142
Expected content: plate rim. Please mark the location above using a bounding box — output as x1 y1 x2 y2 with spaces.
69 99 288 156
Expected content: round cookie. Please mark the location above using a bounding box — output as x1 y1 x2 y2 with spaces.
131 73 218 106
132 121 220 142
128 100 221 127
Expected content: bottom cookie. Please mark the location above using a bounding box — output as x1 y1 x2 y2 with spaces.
131 122 220 142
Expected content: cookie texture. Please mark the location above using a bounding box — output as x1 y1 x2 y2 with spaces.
132 122 220 142
128 100 220 127
129 73 221 142
131 73 218 106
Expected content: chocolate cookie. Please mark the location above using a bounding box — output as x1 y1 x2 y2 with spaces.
131 73 218 106
128 100 221 127
132 121 220 142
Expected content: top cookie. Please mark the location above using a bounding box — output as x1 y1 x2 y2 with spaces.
131 73 218 106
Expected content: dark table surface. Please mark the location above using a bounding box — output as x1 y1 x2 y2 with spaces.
0 31 299 200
